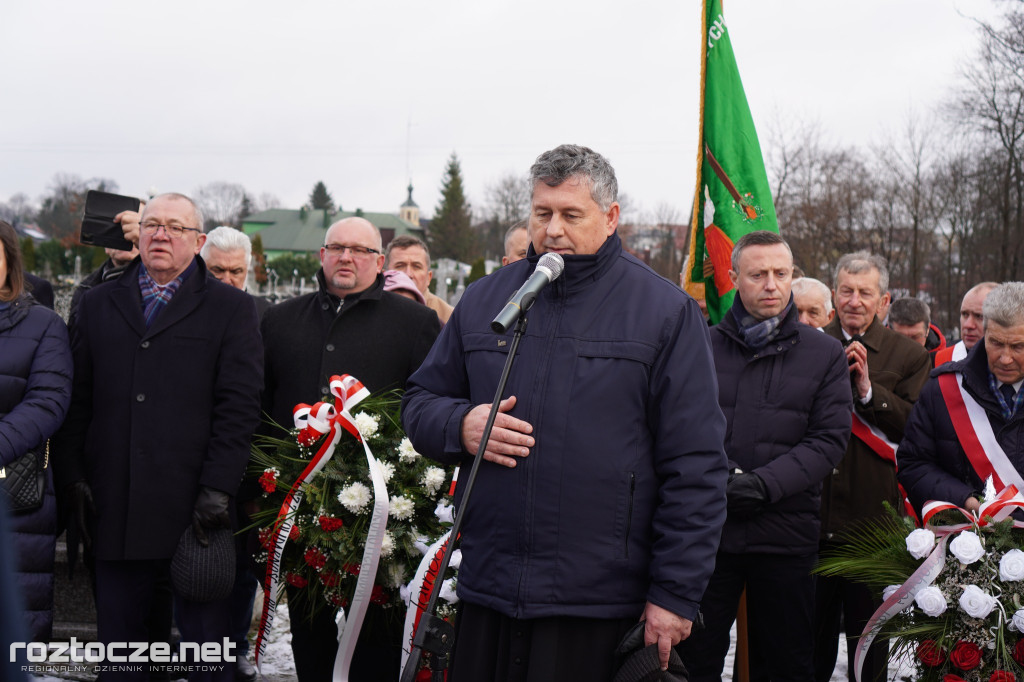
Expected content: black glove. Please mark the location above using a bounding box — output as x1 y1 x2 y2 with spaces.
192 487 232 548
726 472 768 520
65 480 96 578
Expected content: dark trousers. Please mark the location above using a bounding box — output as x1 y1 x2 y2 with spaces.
813 572 888 682
448 602 636 682
678 551 816 682
286 584 403 682
95 559 234 682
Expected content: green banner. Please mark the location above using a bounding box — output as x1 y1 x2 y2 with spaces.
685 0 779 323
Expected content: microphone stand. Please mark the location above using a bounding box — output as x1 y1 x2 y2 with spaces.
400 313 530 682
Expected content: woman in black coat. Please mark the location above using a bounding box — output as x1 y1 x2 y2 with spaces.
0 220 72 640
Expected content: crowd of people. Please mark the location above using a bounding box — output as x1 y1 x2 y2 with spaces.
1 142 1022 682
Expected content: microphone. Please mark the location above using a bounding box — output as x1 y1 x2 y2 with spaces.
490 252 565 334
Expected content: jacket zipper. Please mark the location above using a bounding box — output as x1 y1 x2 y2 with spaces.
625 472 636 559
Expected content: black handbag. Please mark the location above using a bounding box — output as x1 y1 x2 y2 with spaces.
0 442 48 513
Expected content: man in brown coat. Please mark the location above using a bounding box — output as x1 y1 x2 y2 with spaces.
814 251 930 682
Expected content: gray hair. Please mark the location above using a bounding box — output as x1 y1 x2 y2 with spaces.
730 230 792 271
983 282 1024 329
834 251 889 294
201 226 252 261
144 192 205 232
792 277 833 314
889 297 930 327
529 144 618 211
503 220 528 251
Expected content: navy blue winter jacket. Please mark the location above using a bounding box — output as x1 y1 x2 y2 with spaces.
898 340 1024 514
0 294 72 640
712 298 851 555
401 234 728 622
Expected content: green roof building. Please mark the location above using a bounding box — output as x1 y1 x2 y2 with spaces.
242 194 425 259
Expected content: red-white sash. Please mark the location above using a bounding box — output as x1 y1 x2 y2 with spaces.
937 372 1024 493
851 412 897 464
851 412 918 521
935 340 967 367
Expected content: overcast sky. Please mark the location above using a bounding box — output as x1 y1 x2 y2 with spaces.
0 0 1006 223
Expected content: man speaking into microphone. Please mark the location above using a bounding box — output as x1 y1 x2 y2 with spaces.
402 144 728 680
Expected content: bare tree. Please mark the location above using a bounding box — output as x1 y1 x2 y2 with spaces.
194 181 248 229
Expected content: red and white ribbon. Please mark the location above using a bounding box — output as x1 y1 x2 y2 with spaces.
850 412 919 523
255 374 389 682
401 530 453 676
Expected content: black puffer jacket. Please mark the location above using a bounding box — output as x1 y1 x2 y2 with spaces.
898 340 1024 513
0 294 72 640
712 298 852 554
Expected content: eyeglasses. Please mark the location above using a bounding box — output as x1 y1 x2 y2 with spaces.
322 244 381 257
141 222 202 239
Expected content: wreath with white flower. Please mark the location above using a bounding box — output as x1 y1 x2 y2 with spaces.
249 391 457 616
818 500 1024 681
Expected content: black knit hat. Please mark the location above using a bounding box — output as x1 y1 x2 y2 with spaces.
613 621 689 682
170 526 235 602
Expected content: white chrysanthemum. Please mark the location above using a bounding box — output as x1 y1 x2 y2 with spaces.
960 584 998 618
949 531 985 564
387 562 406 588
1002 549 1024 581
398 438 421 463
353 412 380 439
905 528 936 559
338 482 371 515
379 462 396 483
390 495 415 521
422 467 447 496
381 531 395 557
435 500 455 524
915 586 947 617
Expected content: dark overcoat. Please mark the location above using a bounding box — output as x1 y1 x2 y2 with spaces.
53 257 264 561
819 316 930 536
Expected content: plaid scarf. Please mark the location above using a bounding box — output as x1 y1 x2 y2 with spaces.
731 296 794 350
139 260 195 328
988 371 1024 421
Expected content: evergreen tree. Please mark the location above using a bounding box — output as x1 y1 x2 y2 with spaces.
309 181 335 212
429 153 475 262
251 234 268 285
20 238 36 272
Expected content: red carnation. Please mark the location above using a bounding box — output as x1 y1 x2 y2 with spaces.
917 640 947 667
258 469 278 494
285 573 308 588
1014 639 1024 665
289 525 300 541
326 593 348 608
297 429 319 447
990 671 1016 682
320 571 341 587
950 640 982 671
370 585 388 605
944 676 966 682
319 516 344 532
304 547 327 570
343 562 361 575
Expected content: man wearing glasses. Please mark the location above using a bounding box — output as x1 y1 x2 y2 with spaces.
55 193 264 682
259 216 440 682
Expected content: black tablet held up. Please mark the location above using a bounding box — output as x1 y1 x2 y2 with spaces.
80 190 139 251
